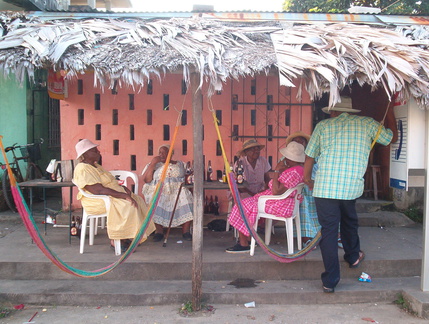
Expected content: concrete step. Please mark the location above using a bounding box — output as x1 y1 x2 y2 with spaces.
0 277 421 307
0 258 421 281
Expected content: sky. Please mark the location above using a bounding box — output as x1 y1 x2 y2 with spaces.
130 0 285 12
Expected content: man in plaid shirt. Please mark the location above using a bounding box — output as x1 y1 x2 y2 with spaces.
304 97 396 293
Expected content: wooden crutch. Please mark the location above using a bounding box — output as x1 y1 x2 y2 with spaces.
163 182 184 247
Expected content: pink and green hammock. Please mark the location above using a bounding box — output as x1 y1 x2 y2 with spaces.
0 108 320 277
209 107 320 263
0 115 180 277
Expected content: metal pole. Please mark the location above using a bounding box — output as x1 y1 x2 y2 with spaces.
421 109 429 291
191 72 203 310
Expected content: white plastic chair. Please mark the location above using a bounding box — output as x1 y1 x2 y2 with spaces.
225 199 238 239
250 183 304 256
109 170 139 194
72 180 122 256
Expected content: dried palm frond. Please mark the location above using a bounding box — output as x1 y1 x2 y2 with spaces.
0 13 428 107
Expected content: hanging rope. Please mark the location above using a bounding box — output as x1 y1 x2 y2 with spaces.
370 101 391 149
0 112 182 277
208 101 320 262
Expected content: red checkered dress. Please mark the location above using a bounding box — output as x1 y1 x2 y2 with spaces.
228 165 304 237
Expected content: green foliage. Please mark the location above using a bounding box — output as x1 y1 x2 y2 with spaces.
282 0 429 15
403 206 423 224
394 293 418 316
0 306 13 319
179 301 194 315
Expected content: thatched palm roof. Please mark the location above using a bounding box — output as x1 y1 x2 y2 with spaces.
0 11 429 108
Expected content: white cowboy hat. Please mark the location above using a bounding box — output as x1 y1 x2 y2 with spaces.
75 139 99 159
279 141 305 163
322 97 361 114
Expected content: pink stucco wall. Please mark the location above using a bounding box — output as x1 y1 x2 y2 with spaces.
61 72 312 213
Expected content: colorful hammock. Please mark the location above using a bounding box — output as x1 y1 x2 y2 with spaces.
209 106 321 262
0 112 182 277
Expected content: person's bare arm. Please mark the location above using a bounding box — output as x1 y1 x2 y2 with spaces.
84 183 137 208
142 156 162 183
304 155 315 190
271 161 287 195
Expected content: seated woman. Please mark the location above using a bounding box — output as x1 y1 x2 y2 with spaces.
142 144 193 242
234 139 271 198
284 131 321 247
226 141 305 253
73 139 155 253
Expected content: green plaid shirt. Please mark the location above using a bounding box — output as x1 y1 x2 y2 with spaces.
305 113 393 200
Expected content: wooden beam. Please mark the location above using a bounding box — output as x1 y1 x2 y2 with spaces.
191 72 203 310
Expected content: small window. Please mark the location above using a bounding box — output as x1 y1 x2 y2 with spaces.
250 110 256 126
94 94 100 110
129 94 135 110
216 140 222 156
268 125 273 142
113 140 119 155
251 79 256 95
147 110 152 125
267 95 273 111
95 124 101 140
181 80 187 95
147 79 153 95
131 155 136 171
181 110 187 126
182 140 187 155
232 94 238 110
148 140 153 155
232 125 239 141
163 125 170 140
285 109 290 126
77 80 83 95
112 109 118 125
78 109 84 125
215 110 222 126
130 125 135 140
163 94 169 110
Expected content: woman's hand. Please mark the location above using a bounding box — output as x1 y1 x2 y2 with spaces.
274 160 287 173
151 155 162 165
124 195 138 208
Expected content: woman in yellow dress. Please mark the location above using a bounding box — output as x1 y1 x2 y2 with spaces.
73 139 155 252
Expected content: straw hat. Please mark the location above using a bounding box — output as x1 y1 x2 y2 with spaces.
75 139 99 159
322 97 361 114
284 131 311 147
237 139 265 156
279 142 305 163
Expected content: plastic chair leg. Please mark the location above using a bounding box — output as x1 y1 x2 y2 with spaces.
250 216 259 256
265 219 273 245
285 218 294 254
114 239 121 256
295 215 302 251
89 217 95 246
79 215 88 254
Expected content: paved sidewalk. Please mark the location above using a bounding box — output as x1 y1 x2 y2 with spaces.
1 302 427 324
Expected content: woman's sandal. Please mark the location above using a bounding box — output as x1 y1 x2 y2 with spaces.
337 237 343 249
323 286 335 293
350 251 365 268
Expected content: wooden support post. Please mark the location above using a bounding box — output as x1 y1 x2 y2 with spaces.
191 72 203 310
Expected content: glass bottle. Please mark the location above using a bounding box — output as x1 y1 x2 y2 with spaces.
207 160 213 182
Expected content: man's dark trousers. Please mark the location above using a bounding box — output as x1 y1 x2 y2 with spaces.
314 198 361 289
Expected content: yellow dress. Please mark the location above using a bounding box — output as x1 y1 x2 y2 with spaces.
73 162 155 240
